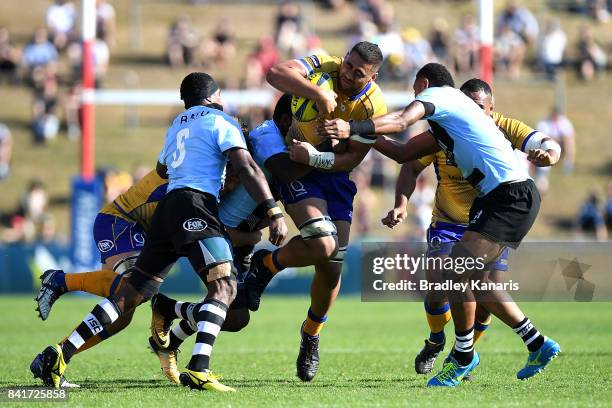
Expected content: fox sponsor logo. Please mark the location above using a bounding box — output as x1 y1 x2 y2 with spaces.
183 218 208 232
97 239 114 253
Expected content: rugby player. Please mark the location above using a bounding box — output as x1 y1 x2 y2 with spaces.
148 93 314 382
245 41 387 382
31 72 288 391
320 63 561 387
378 78 561 376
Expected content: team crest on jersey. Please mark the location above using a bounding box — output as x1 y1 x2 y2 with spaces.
183 218 208 232
97 240 114 253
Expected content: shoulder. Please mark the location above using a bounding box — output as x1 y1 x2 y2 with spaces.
298 53 341 75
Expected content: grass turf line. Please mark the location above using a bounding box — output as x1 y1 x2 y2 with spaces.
1 295 611 407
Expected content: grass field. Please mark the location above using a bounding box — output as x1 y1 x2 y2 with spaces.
1 295 611 407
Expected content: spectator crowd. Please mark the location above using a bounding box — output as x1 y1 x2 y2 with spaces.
0 0 610 242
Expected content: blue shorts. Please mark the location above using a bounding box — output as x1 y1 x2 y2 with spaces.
93 213 146 263
277 170 357 223
426 221 509 271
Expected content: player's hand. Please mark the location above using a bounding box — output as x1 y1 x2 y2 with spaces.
318 119 351 140
268 216 288 246
288 139 312 165
381 207 407 229
527 148 558 167
315 89 337 115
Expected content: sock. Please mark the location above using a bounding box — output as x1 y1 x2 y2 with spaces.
473 316 492 344
452 327 474 366
424 302 451 344
263 250 284 275
74 329 110 355
513 317 545 352
60 298 121 362
187 299 228 372
302 308 327 337
168 319 197 350
64 270 119 297
53 272 68 292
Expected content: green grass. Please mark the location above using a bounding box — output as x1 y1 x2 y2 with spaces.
1 295 611 407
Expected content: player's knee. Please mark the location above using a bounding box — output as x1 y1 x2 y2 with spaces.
299 216 338 260
205 263 237 306
305 235 338 261
125 267 162 301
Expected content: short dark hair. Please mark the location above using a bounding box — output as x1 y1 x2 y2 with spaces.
180 72 219 108
273 94 293 123
350 41 383 67
415 63 455 87
460 78 492 97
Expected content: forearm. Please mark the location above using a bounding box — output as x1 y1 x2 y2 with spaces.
351 101 426 136
373 136 406 163
266 65 319 100
394 163 417 209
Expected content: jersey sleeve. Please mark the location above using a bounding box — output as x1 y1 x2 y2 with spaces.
415 87 447 120
492 111 538 152
252 131 287 166
216 115 247 153
157 129 171 165
296 53 341 76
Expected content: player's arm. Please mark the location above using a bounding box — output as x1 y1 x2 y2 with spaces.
495 112 561 167
319 100 429 139
266 58 336 115
226 148 287 245
264 152 312 183
156 161 168 179
373 130 440 163
381 160 427 229
287 138 371 172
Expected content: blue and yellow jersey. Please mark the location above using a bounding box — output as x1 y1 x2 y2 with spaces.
100 170 168 232
419 111 537 225
294 53 387 146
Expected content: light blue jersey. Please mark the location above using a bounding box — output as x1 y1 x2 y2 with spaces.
416 86 529 195
158 105 247 199
219 120 287 228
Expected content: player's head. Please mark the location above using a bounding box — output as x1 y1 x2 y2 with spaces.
460 78 494 116
413 63 455 95
339 41 383 95
180 72 223 110
273 94 293 136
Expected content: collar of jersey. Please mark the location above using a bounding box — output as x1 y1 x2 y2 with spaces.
347 81 372 101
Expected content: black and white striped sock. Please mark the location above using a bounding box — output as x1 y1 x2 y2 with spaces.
187 299 228 372
168 319 197 350
173 301 198 326
513 317 544 352
61 298 121 362
453 328 475 366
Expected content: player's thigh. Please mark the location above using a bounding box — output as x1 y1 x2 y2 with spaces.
286 197 329 227
102 250 141 272
459 230 505 263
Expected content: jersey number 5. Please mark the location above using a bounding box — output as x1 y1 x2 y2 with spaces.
171 128 189 168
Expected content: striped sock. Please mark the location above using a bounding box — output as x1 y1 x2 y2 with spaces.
473 316 492 343
302 308 327 338
424 302 451 344
452 327 474 366
61 298 121 362
513 317 544 352
168 319 197 350
173 301 198 326
187 299 228 372
263 250 284 275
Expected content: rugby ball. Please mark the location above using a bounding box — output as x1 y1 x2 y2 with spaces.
291 72 334 122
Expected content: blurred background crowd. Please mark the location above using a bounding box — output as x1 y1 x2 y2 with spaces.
0 0 610 244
